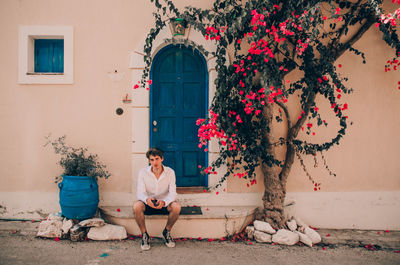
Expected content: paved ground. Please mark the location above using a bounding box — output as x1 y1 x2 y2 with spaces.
0 221 399 265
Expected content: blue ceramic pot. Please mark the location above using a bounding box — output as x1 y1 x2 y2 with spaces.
58 175 99 220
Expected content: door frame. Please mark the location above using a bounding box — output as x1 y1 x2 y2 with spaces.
149 44 209 187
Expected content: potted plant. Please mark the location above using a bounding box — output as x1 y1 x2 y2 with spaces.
45 135 111 220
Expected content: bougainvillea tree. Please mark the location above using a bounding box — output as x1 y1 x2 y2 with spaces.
138 0 400 228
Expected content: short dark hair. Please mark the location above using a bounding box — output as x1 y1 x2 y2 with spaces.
146 148 163 159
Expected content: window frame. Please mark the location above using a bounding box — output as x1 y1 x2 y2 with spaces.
18 26 73 84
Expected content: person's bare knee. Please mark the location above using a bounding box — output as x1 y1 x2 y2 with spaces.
168 201 181 214
133 201 145 213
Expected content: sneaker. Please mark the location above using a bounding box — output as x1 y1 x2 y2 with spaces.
162 228 175 248
141 232 150 251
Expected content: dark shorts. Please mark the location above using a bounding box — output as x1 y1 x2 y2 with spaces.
144 203 169 215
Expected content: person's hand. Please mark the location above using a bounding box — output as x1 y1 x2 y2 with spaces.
146 197 157 208
154 200 165 209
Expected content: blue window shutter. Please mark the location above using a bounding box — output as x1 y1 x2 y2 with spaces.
34 39 64 73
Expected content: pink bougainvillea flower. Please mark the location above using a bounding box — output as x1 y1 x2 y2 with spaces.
147 80 152 85
326 233 331 237
338 64 342 68
133 84 139 89
116 208 121 212
385 230 390 233
248 242 253 245
394 250 400 253
197 237 202 241
54 237 60 242
208 238 213 242
216 191 219 195
365 244 377 251
322 247 327 250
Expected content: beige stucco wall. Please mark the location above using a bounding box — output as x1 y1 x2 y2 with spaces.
0 0 399 228
0 0 211 194
228 3 400 193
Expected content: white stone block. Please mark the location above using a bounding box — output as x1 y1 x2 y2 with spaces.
272 229 299 246
132 154 148 194
253 220 276 234
62 219 73 234
254 230 272 243
304 226 321 244
131 108 149 153
79 218 105 227
287 219 297 231
129 52 146 68
295 231 313 247
246 226 255 240
152 29 172 55
87 224 127 240
37 219 63 238
207 57 217 71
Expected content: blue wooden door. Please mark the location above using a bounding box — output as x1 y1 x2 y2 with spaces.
151 45 207 187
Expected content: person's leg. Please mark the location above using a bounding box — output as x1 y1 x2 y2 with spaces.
165 201 181 231
133 201 150 250
133 201 147 234
162 201 181 248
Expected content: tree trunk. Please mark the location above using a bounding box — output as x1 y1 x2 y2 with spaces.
260 103 288 228
261 162 286 228
260 99 305 228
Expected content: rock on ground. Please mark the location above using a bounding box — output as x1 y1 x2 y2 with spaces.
272 229 299 246
87 224 127 240
79 218 105 227
70 224 88 242
254 230 272 243
295 231 313 247
253 220 276 234
287 219 297 231
37 219 63 238
303 226 322 244
61 219 73 234
246 226 255 240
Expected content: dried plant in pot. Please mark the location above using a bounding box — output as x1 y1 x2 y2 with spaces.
45 135 111 220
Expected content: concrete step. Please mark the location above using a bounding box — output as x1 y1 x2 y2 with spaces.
99 205 257 238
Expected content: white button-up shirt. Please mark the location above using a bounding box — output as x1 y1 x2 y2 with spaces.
137 165 177 206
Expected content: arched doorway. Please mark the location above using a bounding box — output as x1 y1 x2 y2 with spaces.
150 45 208 187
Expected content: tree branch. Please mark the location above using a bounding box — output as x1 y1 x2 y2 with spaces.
332 16 375 60
275 101 292 130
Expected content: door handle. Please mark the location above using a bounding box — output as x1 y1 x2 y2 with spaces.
153 120 158 132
